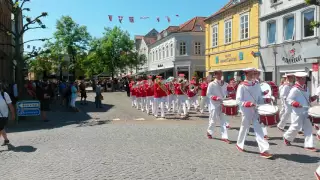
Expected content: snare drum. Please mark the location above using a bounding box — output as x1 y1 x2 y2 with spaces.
260 81 279 101
257 104 279 126
308 106 320 124
222 100 238 116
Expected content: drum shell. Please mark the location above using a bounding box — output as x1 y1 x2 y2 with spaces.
309 116 320 124
222 104 238 116
264 98 271 104
259 112 279 126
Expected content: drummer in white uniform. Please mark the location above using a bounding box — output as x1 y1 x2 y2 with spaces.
206 70 230 144
277 73 295 131
254 69 269 140
236 68 272 159
315 85 320 140
283 72 318 151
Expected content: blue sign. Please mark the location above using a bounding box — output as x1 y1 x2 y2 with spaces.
215 56 219 64
16 101 41 116
239 52 243 60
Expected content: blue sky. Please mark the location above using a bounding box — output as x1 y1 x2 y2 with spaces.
23 0 229 50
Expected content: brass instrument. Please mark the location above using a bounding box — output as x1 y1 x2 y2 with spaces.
156 78 169 95
199 78 203 84
189 84 196 93
179 79 188 96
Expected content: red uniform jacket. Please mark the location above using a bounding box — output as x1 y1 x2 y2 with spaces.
140 86 147 97
200 83 208 96
146 84 154 97
154 83 167 98
174 83 184 95
165 84 172 95
187 85 196 97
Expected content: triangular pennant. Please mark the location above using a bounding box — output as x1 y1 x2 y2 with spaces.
166 16 170 23
118 16 123 23
156 17 160 22
108 15 113 22
176 14 179 17
129 17 134 23
140 16 149 19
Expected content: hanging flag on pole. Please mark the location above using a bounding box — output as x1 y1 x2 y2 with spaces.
166 16 170 23
129 17 134 23
118 16 123 23
176 14 179 17
108 15 113 22
140 16 149 19
156 17 160 22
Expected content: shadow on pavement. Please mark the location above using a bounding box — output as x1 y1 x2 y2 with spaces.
275 154 320 163
7 100 114 133
0 144 37 153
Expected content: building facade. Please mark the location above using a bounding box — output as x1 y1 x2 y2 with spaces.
259 0 320 93
148 17 206 80
205 0 260 82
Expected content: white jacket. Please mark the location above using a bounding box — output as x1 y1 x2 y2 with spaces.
286 86 310 115
279 84 292 100
207 79 228 109
236 81 264 114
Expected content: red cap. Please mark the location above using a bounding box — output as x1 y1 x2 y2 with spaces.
192 76 196 79
148 75 152 79
179 74 185 77
156 76 162 78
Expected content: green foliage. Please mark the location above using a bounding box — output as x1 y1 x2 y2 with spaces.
305 0 320 28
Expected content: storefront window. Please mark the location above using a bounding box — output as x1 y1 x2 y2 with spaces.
264 72 273 81
267 21 276 44
284 16 294 41
303 9 315 38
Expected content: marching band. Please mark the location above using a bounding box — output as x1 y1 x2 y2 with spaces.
127 67 320 178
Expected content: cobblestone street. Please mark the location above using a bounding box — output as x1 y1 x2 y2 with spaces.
0 92 319 180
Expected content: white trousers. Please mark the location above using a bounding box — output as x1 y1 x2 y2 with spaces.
200 96 209 113
186 95 199 111
131 96 136 107
176 95 187 116
154 97 166 118
278 99 292 129
237 110 270 153
207 105 228 139
70 97 77 107
316 165 320 177
145 96 154 114
140 97 146 112
167 94 176 112
136 97 141 110
283 112 314 148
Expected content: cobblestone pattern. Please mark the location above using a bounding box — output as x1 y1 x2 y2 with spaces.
0 92 318 180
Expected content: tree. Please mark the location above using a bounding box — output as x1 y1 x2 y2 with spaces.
0 0 49 94
51 16 91 80
305 0 320 27
124 52 147 73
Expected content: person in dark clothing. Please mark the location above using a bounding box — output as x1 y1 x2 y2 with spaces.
36 83 51 122
125 79 130 97
79 81 87 104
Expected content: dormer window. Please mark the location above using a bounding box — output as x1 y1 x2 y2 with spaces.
232 0 240 4
270 0 282 7
157 34 161 40
164 31 168 37
195 25 203 31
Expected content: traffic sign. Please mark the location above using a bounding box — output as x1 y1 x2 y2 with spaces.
16 101 41 116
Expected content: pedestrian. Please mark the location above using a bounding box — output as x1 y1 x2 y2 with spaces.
283 72 318 151
95 81 103 108
36 82 51 122
70 81 78 111
235 68 272 159
125 78 130 97
79 80 87 105
0 83 15 146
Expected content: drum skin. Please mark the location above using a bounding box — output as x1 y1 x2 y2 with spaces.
259 113 280 126
222 104 238 116
308 106 320 124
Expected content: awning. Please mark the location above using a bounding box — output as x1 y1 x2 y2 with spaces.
149 67 173 75
303 46 320 59
279 69 310 73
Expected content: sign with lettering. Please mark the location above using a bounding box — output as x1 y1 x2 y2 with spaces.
239 52 243 60
282 48 302 64
215 56 219 64
16 101 41 116
220 54 237 63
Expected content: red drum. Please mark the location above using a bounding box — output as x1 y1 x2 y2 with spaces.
263 98 272 103
257 104 279 126
309 106 320 124
222 100 238 116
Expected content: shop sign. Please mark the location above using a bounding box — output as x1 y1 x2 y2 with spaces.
215 56 219 64
220 54 237 63
239 52 243 60
312 63 319 72
282 48 302 64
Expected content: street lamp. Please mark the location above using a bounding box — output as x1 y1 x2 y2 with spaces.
272 46 278 84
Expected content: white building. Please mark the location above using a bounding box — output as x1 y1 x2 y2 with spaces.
259 0 320 93
148 17 206 80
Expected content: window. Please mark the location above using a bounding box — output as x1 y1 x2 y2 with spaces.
166 45 169 58
224 20 232 44
179 42 186 55
195 42 201 55
212 24 218 47
240 14 249 40
303 9 315 38
159 49 162 60
162 47 165 59
264 72 273 81
156 50 158 60
284 16 294 41
170 44 173 56
267 21 276 44
153 52 155 61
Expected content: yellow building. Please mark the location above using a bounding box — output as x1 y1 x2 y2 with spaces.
205 0 259 81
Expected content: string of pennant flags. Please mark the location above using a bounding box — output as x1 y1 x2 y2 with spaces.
108 15 180 23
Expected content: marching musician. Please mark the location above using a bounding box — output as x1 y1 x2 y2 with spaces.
206 70 230 143
153 76 167 119
199 77 209 114
277 73 294 131
186 77 199 112
135 80 142 110
226 78 237 100
283 72 318 152
140 80 147 112
175 74 188 119
254 69 269 140
165 77 176 113
145 76 154 115
236 68 272 159
129 80 136 108
316 85 320 141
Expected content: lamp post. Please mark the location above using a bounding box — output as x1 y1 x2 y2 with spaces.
272 46 278 84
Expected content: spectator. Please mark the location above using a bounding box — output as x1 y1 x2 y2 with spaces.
70 81 78 111
36 82 51 122
95 81 103 108
79 80 87 105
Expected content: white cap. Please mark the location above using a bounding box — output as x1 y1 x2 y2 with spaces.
256 69 262 72
282 74 287 78
208 69 222 73
286 73 295 77
243 68 256 72
294 72 308 77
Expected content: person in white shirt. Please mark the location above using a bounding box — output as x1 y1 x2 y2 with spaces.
236 68 272 159
206 70 230 143
314 85 320 140
283 72 318 151
0 83 16 146
277 73 295 131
